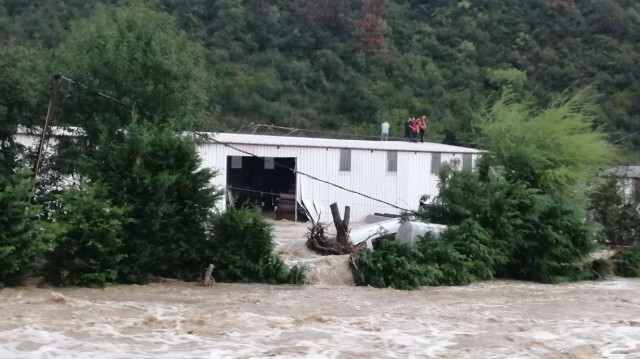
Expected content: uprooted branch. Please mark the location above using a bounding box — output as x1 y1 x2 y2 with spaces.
305 203 356 255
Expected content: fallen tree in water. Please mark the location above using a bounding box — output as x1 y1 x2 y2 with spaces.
306 203 357 255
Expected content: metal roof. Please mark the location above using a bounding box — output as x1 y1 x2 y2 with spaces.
16 126 483 154
203 133 483 154
604 166 640 178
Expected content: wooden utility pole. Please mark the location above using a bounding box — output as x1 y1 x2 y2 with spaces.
33 74 62 178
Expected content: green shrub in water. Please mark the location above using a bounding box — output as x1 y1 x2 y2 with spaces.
45 185 131 288
418 219 503 285
209 207 305 284
354 160 597 289
85 124 222 283
0 171 50 288
614 244 640 278
354 239 442 290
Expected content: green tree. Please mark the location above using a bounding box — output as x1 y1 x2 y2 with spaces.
589 177 640 247
614 244 640 277
479 90 615 201
85 123 222 283
422 162 595 284
45 185 131 288
57 2 208 136
0 43 48 142
0 171 50 288
0 42 51 288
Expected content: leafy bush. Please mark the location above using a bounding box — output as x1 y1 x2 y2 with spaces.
45 185 130 287
422 162 596 282
85 124 222 283
354 239 441 290
355 161 597 289
614 244 640 278
208 207 305 284
589 177 640 247
355 221 501 289
0 171 49 288
501 197 595 283
418 219 503 285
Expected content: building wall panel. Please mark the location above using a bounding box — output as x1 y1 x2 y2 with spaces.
16 131 482 223
200 143 486 222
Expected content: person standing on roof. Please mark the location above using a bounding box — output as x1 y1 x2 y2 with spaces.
404 118 413 141
380 121 390 141
417 116 426 142
410 117 420 142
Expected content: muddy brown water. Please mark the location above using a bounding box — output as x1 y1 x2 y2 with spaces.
1 221 639 358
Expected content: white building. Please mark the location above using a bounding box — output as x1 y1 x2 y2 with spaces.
197 133 482 222
14 129 483 222
604 166 640 203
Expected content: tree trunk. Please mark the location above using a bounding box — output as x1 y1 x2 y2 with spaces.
203 264 215 287
330 202 350 246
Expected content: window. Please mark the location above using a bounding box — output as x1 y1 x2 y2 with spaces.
339 148 351 172
231 156 243 169
431 153 441 174
387 151 397 172
264 157 275 169
462 153 472 171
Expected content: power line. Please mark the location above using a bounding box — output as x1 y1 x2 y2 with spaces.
50 74 420 215
59 74 154 118
610 128 640 144
227 186 281 197
244 123 406 142
60 75 129 109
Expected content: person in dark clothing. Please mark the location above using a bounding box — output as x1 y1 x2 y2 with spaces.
404 118 413 141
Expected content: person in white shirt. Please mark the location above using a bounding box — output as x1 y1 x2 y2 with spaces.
380 121 390 141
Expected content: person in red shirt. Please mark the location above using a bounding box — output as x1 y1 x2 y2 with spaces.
417 116 426 142
410 117 421 142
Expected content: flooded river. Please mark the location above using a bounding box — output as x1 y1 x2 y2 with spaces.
1 221 639 358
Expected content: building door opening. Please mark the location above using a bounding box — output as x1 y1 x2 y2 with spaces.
226 156 305 221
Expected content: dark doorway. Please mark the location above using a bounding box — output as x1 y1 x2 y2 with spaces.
226 156 297 214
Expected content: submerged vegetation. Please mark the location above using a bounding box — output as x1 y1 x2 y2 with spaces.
0 169 51 288
209 208 306 284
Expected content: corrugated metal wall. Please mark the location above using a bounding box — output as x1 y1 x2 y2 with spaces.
14 132 479 223
198 142 479 222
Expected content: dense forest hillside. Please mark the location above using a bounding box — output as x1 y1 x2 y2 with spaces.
1 0 639 153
